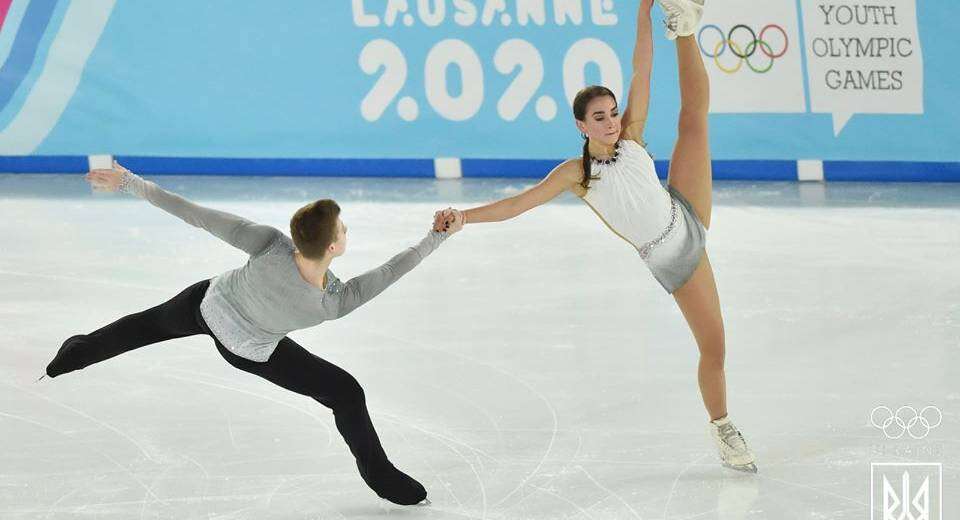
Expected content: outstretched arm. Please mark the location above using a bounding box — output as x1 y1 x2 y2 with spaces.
433 160 580 230
87 163 282 256
620 1 655 144
337 212 463 317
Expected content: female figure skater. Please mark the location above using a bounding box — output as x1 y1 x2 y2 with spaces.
435 0 756 472
45 162 464 503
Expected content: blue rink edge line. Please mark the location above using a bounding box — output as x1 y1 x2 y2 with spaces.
0 156 959 182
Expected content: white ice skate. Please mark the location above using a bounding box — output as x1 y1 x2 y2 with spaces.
709 416 758 473
657 0 705 40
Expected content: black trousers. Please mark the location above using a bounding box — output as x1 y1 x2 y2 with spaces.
46 280 426 505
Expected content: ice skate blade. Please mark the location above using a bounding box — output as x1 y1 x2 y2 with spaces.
416 498 432 506
723 462 758 474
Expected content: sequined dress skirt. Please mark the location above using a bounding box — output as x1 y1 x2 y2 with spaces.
641 186 707 294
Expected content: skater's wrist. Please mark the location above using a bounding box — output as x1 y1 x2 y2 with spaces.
117 170 137 194
639 0 655 16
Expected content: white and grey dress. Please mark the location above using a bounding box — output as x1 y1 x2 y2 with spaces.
581 139 707 293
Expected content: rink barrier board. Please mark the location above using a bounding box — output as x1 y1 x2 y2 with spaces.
0 156 958 182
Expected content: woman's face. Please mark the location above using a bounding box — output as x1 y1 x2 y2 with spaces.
576 96 620 146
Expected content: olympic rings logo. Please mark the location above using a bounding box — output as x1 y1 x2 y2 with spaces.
870 405 942 440
698 24 789 74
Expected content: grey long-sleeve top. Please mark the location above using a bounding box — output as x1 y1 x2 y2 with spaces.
120 172 449 362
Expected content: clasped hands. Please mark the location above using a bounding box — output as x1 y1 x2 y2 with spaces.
432 208 465 234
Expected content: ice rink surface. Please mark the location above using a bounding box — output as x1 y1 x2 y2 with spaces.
1 174 958 519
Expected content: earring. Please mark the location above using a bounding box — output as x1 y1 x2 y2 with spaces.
580 132 588 140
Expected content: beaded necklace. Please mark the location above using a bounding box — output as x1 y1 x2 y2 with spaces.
589 140 621 166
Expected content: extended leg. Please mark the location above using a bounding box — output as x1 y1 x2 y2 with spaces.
46 280 210 377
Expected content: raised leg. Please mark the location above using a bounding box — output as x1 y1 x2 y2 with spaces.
666 35 713 229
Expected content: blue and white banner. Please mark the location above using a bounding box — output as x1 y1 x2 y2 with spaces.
0 0 956 180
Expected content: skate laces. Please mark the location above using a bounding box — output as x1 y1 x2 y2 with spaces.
718 423 748 452
662 5 681 32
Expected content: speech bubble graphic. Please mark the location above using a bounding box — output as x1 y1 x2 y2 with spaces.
803 0 923 136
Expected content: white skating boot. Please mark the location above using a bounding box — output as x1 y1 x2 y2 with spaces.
709 416 758 473
657 0 705 40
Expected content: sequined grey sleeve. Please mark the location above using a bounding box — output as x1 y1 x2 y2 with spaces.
119 171 282 256
336 231 449 318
